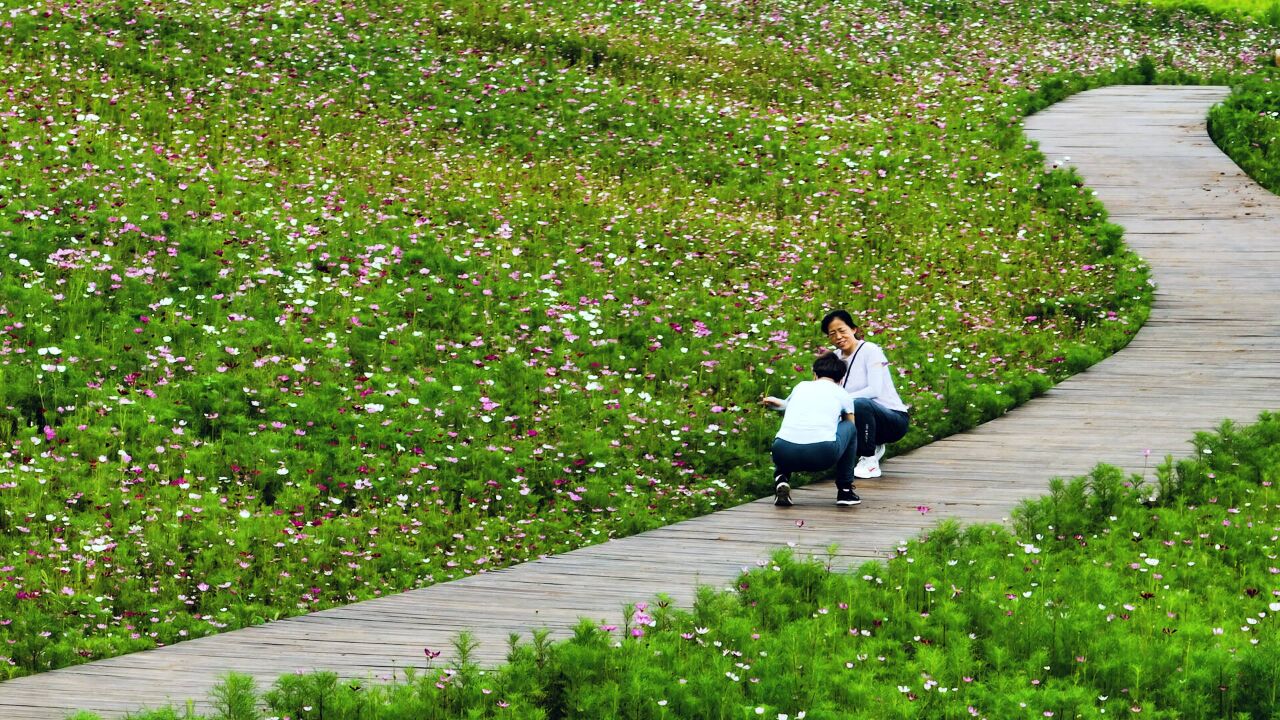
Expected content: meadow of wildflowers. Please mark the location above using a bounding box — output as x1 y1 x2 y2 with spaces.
70 413 1280 719
1 0 1277 678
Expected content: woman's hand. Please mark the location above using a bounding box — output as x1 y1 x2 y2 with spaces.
761 396 784 409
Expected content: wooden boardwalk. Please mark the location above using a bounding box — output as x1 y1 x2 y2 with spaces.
3 85 1279 718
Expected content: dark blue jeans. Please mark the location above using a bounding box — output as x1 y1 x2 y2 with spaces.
772 419 857 490
852 398 909 458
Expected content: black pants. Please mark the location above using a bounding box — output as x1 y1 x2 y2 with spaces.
852 398 909 458
772 420 857 489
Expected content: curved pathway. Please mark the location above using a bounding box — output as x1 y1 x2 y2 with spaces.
3 85 1279 719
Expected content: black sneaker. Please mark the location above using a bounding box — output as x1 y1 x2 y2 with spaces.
774 476 793 507
835 487 861 506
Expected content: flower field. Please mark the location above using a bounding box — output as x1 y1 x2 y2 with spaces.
1 0 1277 678
72 413 1280 719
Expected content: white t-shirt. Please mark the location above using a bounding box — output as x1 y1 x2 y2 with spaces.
775 379 855 445
837 340 909 413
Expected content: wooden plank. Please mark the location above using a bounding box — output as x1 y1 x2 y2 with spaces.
3 85 1279 719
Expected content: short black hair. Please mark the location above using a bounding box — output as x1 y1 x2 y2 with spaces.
820 309 858 336
813 351 847 381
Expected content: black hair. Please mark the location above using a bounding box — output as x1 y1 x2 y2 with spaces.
812 351 847 381
820 309 858 336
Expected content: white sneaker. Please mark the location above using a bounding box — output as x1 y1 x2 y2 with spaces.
854 445 886 479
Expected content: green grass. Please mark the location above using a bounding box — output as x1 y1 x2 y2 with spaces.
1 0 1277 680
1141 0 1280 24
72 411 1280 720
1210 67 1280 192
